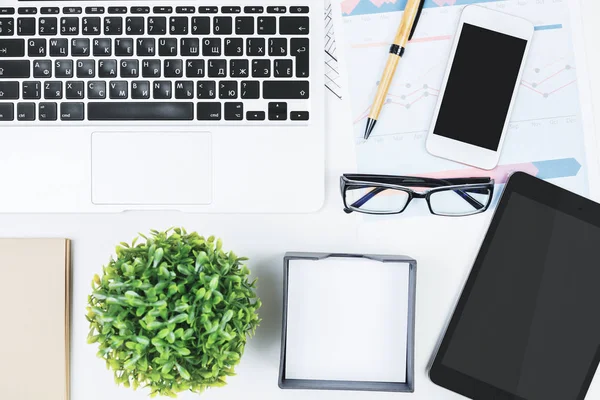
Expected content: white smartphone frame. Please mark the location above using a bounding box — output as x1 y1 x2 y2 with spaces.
425 5 534 170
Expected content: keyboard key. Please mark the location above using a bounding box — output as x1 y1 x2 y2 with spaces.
39 17 57 35
159 38 177 56
219 81 237 99
267 6 287 14
44 81 62 99
109 81 128 99
197 102 221 120
63 7 82 15
246 111 265 120
98 59 117 78
181 38 199 56
65 81 84 99
41 8 60 15
17 102 35 121
28 39 46 56
115 38 134 56
176 7 195 14
247 38 265 56
0 39 24 57
263 81 309 99
186 59 204 77
290 6 310 13
82 17 101 35
230 59 249 77
131 81 150 99
104 17 123 35
77 59 95 78
61 17 79 35
208 59 226 77
89 102 193 120
213 17 232 35
191 17 210 34
50 38 69 56
252 59 270 77
154 6 173 14
153 81 172 99
280 17 309 35
142 59 161 77
130 7 149 14
137 38 155 56
269 38 287 56
225 38 243 56
0 8 15 15
55 60 73 78
0 103 13 120
148 17 167 35
17 18 35 36
222 6 241 13
244 6 264 14
60 102 85 120
87 81 106 99
0 60 29 78
120 59 139 77
203 38 220 56
39 102 57 121
236 17 254 35
175 80 194 99
241 81 259 99
85 7 105 14
71 38 90 56
22 81 41 99
170 17 188 35
197 80 215 99
18 8 37 15
258 17 276 34
164 59 183 77
268 102 287 120
0 81 18 99
33 59 52 78
0 18 14 36
291 38 309 77
225 102 243 120
274 59 293 77
81 17 102 35
126 17 144 35
93 38 111 56
108 7 127 14
198 7 219 14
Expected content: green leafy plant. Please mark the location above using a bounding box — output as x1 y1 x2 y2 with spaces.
87 228 261 397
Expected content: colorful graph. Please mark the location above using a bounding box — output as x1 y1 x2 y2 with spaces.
342 0 504 17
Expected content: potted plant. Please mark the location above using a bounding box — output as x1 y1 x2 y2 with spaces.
87 228 261 397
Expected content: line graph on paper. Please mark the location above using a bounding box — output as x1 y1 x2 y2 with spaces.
341 0 590 196
325 0 343 99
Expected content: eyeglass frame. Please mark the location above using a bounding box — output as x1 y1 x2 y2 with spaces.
340 174 495 216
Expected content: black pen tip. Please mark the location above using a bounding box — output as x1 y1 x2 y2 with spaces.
364 118 377 140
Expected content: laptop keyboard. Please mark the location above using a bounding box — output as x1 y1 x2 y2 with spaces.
0 5 311 123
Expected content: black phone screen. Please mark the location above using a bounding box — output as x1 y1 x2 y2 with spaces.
433 23 528 151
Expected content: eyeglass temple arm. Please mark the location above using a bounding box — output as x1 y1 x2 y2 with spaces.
345 186 387 213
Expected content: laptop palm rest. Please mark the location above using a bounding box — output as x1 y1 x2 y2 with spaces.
91 131 212 206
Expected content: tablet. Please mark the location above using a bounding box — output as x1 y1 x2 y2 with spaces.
430 172 600 400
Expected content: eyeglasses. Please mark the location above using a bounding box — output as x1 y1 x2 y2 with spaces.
340 174 494 216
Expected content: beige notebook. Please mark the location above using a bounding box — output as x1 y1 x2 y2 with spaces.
0 239 70 400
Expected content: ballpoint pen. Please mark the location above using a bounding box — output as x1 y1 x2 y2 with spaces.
364 0 425 140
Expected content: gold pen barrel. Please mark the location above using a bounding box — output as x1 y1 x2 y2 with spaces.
368 54 401 121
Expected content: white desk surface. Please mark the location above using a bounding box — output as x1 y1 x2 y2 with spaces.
1 2 599 399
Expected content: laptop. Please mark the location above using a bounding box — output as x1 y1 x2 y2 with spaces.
0 1 324 212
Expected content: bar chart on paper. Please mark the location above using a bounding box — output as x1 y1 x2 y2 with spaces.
341 0 590 196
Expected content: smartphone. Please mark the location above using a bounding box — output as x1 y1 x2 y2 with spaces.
426 6 533 170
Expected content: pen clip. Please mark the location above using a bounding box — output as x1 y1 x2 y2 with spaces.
408 0 426 41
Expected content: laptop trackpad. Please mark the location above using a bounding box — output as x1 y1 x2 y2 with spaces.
92 131 212 205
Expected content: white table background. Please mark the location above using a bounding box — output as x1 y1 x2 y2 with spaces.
2 1 600 399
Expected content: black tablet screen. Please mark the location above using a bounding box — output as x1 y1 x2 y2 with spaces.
442 192 600 400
